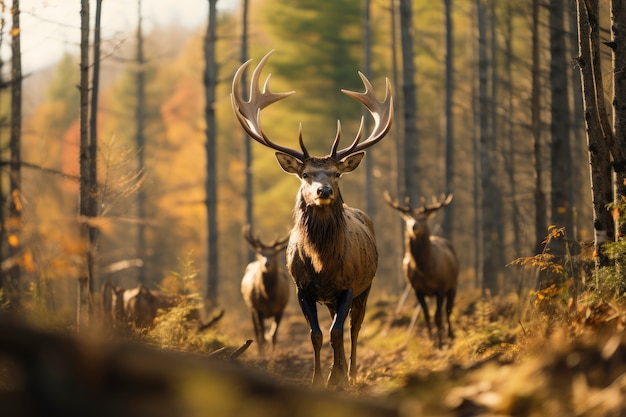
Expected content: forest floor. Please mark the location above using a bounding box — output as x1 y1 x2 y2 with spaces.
221 288 626 417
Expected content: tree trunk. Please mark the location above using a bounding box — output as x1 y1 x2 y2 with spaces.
7 0 21 311
363 0 375 218
532 0 548 254
477 0 496 293
576 0 613 270
205 0 219 303
78 0 90 331
399 0 419 202
549 0 574 245
136 0 147 284
611 0 626 243
240 0 253 263
443 0 454 241
88 0 102 295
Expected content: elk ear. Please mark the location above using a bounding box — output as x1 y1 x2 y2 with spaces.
275 152 302 175
338 151 365 173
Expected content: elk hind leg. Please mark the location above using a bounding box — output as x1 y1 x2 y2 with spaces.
251 310 266 356
446 289 456 340
327 288 353 388
268 312 283 353
348 286 371 383
416 291 433 338
434 292 445 348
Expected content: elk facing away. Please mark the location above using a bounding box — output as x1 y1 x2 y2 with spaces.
231 51 393 387
384 192 459 348
241 225 291 357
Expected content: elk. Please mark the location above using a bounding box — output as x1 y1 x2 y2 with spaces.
241 225 291 356
384 192 459 348
231 50 393 387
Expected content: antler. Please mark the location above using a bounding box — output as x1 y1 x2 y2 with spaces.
383 191 413 214
243 224 262 249
231 50 394 162
231 50 310 161
332 73 394 160
418 194 454 216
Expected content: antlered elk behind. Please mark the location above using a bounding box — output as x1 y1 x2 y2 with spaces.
231 51 393 387
241 225 291 356
384 192 458 348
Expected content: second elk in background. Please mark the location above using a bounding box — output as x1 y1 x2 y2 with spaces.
241 225 291 356
384 192 459 348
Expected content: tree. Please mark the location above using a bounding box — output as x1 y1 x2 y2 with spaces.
205 0 219 303
78 0 90 330
136 0 147 283
240 0 253 263
6 0 22 311
399 0 419 203
549 0 574 246
442 0 455 241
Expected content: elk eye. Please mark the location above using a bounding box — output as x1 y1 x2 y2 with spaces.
302 172 308 179
335 172 341 178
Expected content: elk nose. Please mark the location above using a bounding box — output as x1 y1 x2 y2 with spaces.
317 186 333 199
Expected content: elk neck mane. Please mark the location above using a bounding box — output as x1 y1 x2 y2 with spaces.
407 225 433 275
294 190 347 260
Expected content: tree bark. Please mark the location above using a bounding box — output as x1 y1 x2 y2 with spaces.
549 0 574 246
78 0 90 331
399 0 419 202
532 0 548 254
240 0 253 263
136 0 147 284
576 0 613 269
443 0 455 241
205 0 219 303
88 0 102 295
7 0 21 311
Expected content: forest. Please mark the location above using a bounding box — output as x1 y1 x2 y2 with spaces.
1 0 626 415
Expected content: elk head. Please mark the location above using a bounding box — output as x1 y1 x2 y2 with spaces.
243 225 289 270
231 50 394 208
384 191 453 234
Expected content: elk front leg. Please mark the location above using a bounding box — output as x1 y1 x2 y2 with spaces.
416 291 433 338
297 288 324 387
327 288 353 388
446 289 456 340
434 292 445 348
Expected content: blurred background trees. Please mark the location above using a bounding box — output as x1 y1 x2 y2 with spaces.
0 0 621 325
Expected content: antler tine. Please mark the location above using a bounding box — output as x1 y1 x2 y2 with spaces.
231 50 307 161
335 72 394 160
383 191 412 214
242 224 261 248
419 193 454 215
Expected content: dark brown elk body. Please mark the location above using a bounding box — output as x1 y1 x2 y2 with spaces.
385 192 459 348
241 226 290 356
231 51 393 387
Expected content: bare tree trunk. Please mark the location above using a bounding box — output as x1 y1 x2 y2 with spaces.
443 0 455 241
6 0 21 311
611 0 626 243
504 2 521 256
136 0 147 284
576 0 612 270
78 0 90 331
611 0 626 290
476 0 497 294
88 0 103 296
549 0 574 248
240 0 253 263
205 0 219 303
532 0 547 254
399 0 419 202
363 0 374 217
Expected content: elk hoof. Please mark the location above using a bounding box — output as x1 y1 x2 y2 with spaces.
326 365 348 389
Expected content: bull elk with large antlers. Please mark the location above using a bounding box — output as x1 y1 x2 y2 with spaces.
241 225 291 356
384 192 458 348
231 51 393 387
